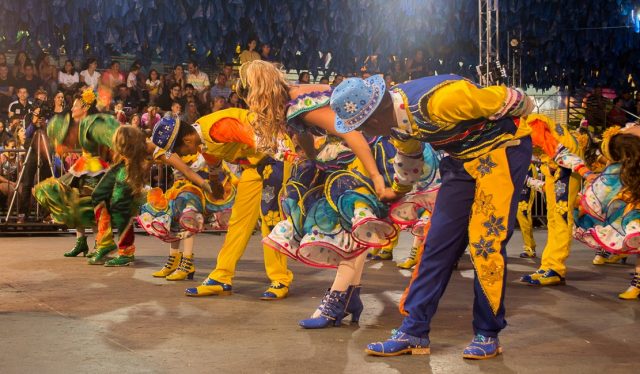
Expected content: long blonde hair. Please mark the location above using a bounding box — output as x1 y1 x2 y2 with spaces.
239 60 290 154
112 126 149 193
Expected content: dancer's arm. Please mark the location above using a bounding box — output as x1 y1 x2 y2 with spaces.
160 153 213 194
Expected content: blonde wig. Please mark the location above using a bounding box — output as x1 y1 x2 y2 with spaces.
238 60 290 154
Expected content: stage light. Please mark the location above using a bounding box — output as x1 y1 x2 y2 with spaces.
510 38 519 47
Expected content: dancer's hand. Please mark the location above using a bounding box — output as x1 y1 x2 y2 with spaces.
372 174 386 199
584 172 598 183
379 187 406 202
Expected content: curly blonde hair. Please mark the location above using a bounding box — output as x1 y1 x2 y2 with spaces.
239 60 290 154
112 126 149 193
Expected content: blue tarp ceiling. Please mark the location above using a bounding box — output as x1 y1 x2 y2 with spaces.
1 0 639 89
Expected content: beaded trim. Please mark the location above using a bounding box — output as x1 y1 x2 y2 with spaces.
286 90 332 122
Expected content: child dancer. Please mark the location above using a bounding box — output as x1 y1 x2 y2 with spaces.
140 116 236 280
574 125 640 299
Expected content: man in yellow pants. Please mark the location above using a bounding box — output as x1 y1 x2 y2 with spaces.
519 114 592 286
157 109 293 299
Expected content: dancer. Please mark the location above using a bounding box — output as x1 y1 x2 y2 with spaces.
574 125 640 299
519 114 594 285
151 108 294 299
326 74 533 359
238 61 410 327
517 160 541 258
140 116 236 280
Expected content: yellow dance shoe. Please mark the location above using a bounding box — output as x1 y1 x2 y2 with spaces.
166 254 195 281
152 253 182 278
185 278 232 297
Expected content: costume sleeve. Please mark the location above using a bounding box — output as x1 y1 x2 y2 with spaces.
390 137 424 193
209 117 256 148
554 145 592 177
428 81 534 123
86 114 120 148
526 176 545 192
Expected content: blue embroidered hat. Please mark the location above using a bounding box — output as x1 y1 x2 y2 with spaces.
151 114 180 153
331 74 386 133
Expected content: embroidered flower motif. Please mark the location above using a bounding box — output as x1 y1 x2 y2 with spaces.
262 165 273 180
263 210 281 227
304 97 313 107
483 214 506 237
474 191 496 216
555 181 566 196
476 155 498 177
262 185 275 203
518 200 530 212
480 260 504 286
471 237 496 260
344 101 358 114
555 201 569 216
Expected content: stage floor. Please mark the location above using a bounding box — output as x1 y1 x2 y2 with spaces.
0 230 638 374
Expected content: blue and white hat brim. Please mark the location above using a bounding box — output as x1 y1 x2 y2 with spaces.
334 75 386 134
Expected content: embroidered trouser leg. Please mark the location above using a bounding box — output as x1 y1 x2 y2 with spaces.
539 167 580 277
516 186 536 250
399 138 531 339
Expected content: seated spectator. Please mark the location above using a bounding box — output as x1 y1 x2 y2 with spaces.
14 125 26 150
165 64 186 92
7 116 21 134
146 69 162 102
0 119 11 146
182 100 200 125
114 83 139 110
12 51 30 79
331 74 344 87
209 73 232 102
79 58 101 90
58 60 79 94
40 65 58 96
182 84 201 109
16 63 43 95
157 83 184 113
141 105 161 132
114 101 127 125
52 90 66 115
101 61 125 89
384 72 393 88
0 63 14 115
186 61 210 94
222 63 234 89
319 76 330 84
227 92 244 109
170 101 182 118
35 52 52 79
260 43 277 62
210 95 227 114
0 137 19 206
297 71 310 84
8 87 32 119
239 38 261 64
392 60 409 83
129 113 141 129
607 97 628 126
406 48 428 79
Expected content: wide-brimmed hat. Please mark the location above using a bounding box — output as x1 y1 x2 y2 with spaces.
151 115 180 153
331 75 386 133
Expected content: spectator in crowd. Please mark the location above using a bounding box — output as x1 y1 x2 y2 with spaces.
182 100 200 125
58 60 79 94
0 63 15 115
0 53 6 65
165 64 186 92
52 90 66 115
0 119 11 146
127 62 141 89
115 83 139 110
406 48 429 79
186 61 210 94
7 116 21 134
608 97 628 126
361 71 372 79
17 63 43 95
114 101 127 125
170 101 182 118
141 105 161 132
0 137 19 207
620 91 636 116
260 43 276 62
127 61 146 105
222 63 234 88
227 91 244 108
384 72 393 88
331 74 344 87
40 65 58 96
585 86 608 135
129 113 141 129
318 76 329 84
362 55 380 73
209 73 231 101
146 69 162 102
157 83 184 113
239 38 261 64
297 71 310 84
35 52 52 79
79 58 101 90
8 87 31 119
182 83 201 109
101 61 125 89
12 51 30 79
210 95 227 114
33 89 48 108
392 60 409 83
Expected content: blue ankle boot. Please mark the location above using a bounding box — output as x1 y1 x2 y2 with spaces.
299 290 348 329
366 329 430 356
345 285 363 324
462 334 502 359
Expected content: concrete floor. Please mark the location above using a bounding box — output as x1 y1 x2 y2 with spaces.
0 230 638 374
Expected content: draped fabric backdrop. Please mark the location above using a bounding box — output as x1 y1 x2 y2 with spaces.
1 0 639 89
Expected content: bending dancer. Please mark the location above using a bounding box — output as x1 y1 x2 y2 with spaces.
574 125 640 299
330 74 533 359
